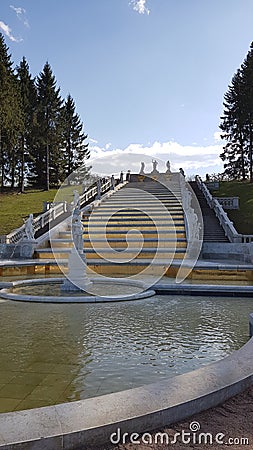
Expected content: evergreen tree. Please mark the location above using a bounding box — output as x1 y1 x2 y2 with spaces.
220 42 253 182
0 34 91 190
16 57 37 192
240 43 253 182
61 94 90 181
29 62 63 189
220 70 248 180
0 33 23 189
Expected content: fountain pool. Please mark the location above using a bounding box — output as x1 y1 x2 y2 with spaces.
0 278 155 302
0 293 251 413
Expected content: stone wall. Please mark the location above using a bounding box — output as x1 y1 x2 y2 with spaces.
201 242 253 263
0 242 35 259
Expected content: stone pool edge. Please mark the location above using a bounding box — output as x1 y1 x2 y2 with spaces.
0 278 156 303
2 279 253 303
0 335 253 449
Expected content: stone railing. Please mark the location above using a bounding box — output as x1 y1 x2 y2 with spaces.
195 176 242 243
4 176 120 245
79 178 112 206
205 181 219 191
214 197 239 210
241 234 253 243
5 201 69 244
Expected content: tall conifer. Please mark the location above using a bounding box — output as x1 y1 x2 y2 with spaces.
30 62 63 189
220 42 253 182
16 57 37 192
0 33 23 189
61 94 90 181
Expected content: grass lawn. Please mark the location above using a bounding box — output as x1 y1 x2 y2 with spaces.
0 189 59 235
212 181 253 234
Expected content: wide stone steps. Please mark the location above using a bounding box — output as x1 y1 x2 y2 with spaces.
97 201 182 207
35 177 188 274
89 215 184 221
49 238 187 249
84 226 185 232
58 230 186 239
87 216 184 222
36 246 186 262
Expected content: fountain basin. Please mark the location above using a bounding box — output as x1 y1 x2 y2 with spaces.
0 277 155 303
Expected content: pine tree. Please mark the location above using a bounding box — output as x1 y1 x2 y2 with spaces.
220 70 247 180
0 36 91 190
240 43 253 182
0 33 23 189
16 57 37 192
61 94 90 181
29 62 63 190
220 42 253 182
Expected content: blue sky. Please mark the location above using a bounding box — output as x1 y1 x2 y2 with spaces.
1 0 253 176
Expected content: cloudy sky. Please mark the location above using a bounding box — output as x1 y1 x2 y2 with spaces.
1 0 253 176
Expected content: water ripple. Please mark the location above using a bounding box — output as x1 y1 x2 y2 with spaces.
0 294 251 402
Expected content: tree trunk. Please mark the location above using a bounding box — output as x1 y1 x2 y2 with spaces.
0 128 4 191
239 129 246 180
46 142 50 190
250 125 253 183
11 156 15 189
19 134 25 193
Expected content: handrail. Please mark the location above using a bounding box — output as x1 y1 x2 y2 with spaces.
6 224 26 244
214 197 239 210
79 178 112 206
195 175 242 243
5 176 121 245
6 201 69 244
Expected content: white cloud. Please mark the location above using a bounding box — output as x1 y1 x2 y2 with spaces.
0 20 22 42
105 142 112 150
214 131 223 142
10 5 25 16
10 5 29 27
89 139 224 177
89 137 98 144
130 0 150 15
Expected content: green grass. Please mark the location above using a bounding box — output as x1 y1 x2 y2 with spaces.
212 181 253 234
0 189 59 235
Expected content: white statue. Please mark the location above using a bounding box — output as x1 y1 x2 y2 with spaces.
111 175 115 190
23 214 35 240
152 159 158 173
96 178 101 200
189 212 201 241
139 162 145 175
166 160 171 173
72 211 84 254
183 188 192 211
73 190 80 209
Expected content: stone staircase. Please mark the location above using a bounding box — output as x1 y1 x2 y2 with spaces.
34 176 187 276
189 181 229 242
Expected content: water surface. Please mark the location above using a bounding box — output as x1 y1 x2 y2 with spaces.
0 294 252 412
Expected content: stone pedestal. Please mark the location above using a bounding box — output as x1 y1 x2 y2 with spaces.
19 239 37 258
61 248 92 292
